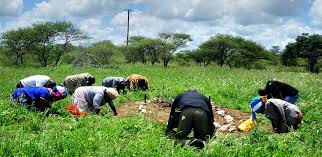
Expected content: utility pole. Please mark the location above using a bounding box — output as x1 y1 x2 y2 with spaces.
125 9 132 46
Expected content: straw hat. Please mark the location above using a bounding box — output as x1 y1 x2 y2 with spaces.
105 88 119 100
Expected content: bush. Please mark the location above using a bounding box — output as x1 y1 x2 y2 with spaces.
253 61 267 70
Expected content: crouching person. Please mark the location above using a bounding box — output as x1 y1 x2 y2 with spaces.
64 73 95 94
68 86 118 116
166 89 215 149
11 85 67 111
17 75 56 89
250 97 302 133
102 77 127 93
126 74 149 90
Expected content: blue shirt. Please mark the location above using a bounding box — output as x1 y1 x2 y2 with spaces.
102 77 126 88
12 87 53 103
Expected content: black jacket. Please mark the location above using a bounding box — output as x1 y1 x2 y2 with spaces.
266 81 299 99
166 90 214 132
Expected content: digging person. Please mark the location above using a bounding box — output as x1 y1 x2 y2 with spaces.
250 96 303 133
16 75 56 89
11 85 67 111
166 89 215 149
102 77 127 93
64 73 95 94
258 80 299 104
126 74 149 90
66 86 118 116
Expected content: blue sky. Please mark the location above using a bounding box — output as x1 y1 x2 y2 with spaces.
1 0 322 50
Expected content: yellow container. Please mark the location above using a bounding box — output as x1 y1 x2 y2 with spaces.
237 118 257 132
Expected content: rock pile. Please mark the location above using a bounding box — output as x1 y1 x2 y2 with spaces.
214 109 236 133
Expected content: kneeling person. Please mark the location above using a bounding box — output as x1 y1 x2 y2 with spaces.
102 77 127 93
17 75 56 89
11 85 67 111
166 89 215 149
251 97 302 133
71 86 118 115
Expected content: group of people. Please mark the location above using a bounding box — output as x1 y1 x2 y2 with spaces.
11 74 303 149
11 73 149 115
166 80 302 149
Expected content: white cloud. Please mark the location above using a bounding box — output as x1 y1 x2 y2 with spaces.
65 0 133 17
143 0 308 25
310 0 322 25
0 0 23 17
0 0 319 51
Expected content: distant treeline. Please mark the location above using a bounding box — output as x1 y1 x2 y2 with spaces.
1 21 322 73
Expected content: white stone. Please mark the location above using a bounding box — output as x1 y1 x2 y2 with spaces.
228 126 236 132
219 124 231 132
213 122 221 128
215 110 225 116
224 115 234 123
141 108 147 113
138 105 145 111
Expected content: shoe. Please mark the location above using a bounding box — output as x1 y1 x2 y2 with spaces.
189 139 206 149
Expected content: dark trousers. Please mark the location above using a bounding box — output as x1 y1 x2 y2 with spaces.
176 107 212 140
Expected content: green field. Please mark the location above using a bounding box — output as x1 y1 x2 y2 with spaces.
0 64 321 156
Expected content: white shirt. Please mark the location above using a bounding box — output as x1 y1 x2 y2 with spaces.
20 75 50 87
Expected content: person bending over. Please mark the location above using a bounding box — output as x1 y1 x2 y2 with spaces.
64 73 95 94
250 96 302 133
102 77 127 93
70 86 118 116
166 89 215 149
16 75 56 89
11 85 67 111
258 80 299 104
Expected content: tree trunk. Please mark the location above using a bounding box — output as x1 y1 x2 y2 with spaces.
165 59 169 67
163 58 169 67
308 57 317 73
19 54 24 64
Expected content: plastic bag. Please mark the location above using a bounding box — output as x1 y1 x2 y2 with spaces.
237 117 256 132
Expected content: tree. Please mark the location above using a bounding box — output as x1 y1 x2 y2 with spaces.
282 33 322 73
233 38 270 68
32 21 87 67
125 38 173 65
52 21 88 66
158 32 192 67
87 40 119 65
270 46 281 55
1 27 35 65
198 34 270 68
1 21 88 67
185 49 213 66
281 43 298 66
296 34 322 73
199 34 239 68
128 36 146 45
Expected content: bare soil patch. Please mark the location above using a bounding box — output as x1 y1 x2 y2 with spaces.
117 98 271 133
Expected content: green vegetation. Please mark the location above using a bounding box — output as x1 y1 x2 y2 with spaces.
0 64 321 156
1 20 322 73
282 33 322 73
1 21 87 67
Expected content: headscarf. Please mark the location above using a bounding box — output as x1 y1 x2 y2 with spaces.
250 97 265 121
53 85 68 99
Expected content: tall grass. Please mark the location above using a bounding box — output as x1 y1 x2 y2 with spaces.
0 64 321 156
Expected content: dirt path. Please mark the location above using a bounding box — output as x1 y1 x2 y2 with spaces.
117 99 271 133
